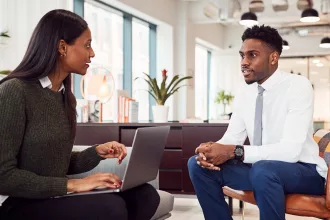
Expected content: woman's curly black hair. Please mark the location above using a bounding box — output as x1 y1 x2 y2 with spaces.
242 25 283 55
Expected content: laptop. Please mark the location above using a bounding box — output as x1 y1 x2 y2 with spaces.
58 126 170 197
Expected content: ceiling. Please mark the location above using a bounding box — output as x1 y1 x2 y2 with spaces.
186 0 330 32
244 0 328 25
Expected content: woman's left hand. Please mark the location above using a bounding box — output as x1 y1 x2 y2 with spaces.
96 141 127 164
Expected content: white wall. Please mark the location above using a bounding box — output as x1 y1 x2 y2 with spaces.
0 0 73 70
194 23 224 50
114 0 177 26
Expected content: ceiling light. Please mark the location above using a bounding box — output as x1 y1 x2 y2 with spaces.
239 12 258 27
316 63 324 67
320 37 330 48
282 40 290 50
312 59 320 63
300 8 320 22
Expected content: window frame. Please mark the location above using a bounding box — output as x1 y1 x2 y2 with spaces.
74 0 157 121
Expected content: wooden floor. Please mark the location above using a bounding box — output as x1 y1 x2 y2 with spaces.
169 194 318 220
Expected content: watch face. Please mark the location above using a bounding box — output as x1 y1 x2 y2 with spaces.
235 148 244 156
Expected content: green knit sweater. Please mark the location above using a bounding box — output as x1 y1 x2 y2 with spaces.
0 78 103 199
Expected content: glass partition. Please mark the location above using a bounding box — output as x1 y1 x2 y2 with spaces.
279 56 330 129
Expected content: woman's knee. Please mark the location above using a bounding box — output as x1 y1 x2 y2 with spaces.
140 183 160 206
96 194 128 219
125 184 160 220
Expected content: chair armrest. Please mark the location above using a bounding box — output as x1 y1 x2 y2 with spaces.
326 164 330 210
67 146 159 189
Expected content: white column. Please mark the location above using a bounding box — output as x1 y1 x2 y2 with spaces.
172 1 195 120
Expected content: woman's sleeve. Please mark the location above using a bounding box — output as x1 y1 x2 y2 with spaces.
67 145 105 175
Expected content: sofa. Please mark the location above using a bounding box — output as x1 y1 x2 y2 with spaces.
68 146 174 220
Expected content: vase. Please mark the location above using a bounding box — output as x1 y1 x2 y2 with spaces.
152 105 169 123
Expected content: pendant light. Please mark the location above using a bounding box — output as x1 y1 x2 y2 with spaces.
282 40 290 50
319 37 330 48
300 8 320 22
239 12 258 26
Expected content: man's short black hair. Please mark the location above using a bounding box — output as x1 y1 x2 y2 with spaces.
241 25 283 55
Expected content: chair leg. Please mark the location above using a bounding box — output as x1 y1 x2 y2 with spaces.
228 197 233 215
239 200 243 209
241 201 245 220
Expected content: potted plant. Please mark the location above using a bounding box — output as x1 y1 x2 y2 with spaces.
0 31 10 45
0 70 10 80
215 90 234 118
135 69 193 122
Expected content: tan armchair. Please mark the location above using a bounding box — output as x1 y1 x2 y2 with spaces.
223 129 330 219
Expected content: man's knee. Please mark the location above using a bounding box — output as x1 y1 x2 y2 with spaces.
249 160 280 190
188 155 201 177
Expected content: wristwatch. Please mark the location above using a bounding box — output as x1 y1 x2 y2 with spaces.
234 145 244 160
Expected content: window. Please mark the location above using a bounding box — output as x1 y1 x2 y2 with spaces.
132 19 150 121
195 45 209 120
74 0 156 122
84 1 124 90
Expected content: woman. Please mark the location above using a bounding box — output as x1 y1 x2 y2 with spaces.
0 9 159 220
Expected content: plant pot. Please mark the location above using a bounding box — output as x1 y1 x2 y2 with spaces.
152 105 169 123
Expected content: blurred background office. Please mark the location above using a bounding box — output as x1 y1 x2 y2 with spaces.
1 0 330 129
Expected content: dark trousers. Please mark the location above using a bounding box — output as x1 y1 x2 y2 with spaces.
0 183 159 220
188 157 325 220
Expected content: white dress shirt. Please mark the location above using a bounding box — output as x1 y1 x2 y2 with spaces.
217 69 328 178
39 76 65 93
0 76 65 206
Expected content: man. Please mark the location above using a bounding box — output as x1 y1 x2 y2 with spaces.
188 25 328 220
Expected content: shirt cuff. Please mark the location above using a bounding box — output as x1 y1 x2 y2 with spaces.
243 145 260 164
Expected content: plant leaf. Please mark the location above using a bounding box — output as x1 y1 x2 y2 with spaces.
160 76 167 99
163 84 189 103
137 74 157 96
165 75 179 95
142 73 160 99
0 70 11 75
168 76 193 94
147 90 158 101
152 78 161 100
